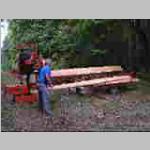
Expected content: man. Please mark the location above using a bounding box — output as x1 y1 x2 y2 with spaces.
17 49 33 93
37 58 53 116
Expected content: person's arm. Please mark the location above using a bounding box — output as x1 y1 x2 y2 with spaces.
45 67 53 87
46 75 53 87
45 74 51 83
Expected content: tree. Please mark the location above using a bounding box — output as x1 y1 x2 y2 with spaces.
4 19 150 72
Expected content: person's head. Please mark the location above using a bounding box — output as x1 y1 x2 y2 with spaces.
44 58 52 66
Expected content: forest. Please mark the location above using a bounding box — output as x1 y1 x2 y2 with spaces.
2 19 150 72
1 19 150 132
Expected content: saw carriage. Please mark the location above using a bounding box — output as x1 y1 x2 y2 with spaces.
5 43 139 102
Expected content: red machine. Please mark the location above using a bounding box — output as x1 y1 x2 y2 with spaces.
6 42 43 102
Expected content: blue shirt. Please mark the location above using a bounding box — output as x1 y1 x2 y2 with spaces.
37 65 51 85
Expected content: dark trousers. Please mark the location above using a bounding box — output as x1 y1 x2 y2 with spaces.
38 83 52 115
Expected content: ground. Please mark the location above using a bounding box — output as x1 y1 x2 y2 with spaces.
1 72 150 132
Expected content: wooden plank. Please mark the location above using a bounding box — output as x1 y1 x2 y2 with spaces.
51 66 123 78
5 75 138 94
51 75 138 90
9 66 123 81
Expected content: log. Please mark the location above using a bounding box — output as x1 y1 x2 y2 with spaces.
5 75 138 94
51 75 138 90
51 66 123 77
9 66 123 82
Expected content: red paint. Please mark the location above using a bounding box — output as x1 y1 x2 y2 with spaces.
6 85 29 95
16 93 38 103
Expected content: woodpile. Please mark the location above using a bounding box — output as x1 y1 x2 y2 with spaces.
49 66 138 90
51 66 124 85
7 66 138 92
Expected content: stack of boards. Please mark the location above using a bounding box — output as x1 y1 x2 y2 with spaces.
50 66 138 90
5 66 138 102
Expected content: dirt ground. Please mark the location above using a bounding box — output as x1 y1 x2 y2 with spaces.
1 72 150 132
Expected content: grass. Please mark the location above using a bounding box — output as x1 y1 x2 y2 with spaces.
1 72 18 85
136 73 150 94
1 100 16 132
16 102 39 110
138 72 150 82
103 101 121 111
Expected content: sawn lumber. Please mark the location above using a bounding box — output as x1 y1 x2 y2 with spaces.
51 75 138 90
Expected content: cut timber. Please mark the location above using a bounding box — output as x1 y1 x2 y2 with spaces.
51 66 123 77
51 75 138 90
9 66 123 82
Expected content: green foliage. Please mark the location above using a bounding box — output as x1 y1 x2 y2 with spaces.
3 19 136 69
91 49 107 56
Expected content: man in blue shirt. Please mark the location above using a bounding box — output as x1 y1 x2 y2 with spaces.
37 58 53 116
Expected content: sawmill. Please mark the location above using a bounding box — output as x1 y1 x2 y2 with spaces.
4 43 138 103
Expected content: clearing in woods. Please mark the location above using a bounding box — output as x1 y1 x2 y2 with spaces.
1 72 150 131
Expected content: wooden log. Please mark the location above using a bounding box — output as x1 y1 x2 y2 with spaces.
51 66 123 77
5 75 138 94
51 75 138 90
9 66 123 82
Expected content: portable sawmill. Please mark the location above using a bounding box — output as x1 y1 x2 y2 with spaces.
5 43 139 102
